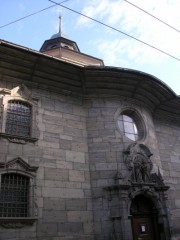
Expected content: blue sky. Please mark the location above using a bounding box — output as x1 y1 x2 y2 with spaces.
1 0 180 94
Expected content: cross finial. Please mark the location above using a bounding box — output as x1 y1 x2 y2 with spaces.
59 15 62 36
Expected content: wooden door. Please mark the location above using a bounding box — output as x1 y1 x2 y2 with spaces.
132 216 155 240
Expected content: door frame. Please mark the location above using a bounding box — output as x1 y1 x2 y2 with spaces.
130 194 168 240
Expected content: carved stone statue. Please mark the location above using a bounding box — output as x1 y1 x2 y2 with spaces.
124 143 153 183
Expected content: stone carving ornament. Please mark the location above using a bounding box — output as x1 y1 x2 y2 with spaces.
124 143 153 183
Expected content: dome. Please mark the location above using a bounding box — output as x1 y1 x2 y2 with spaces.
51 32 69 40
51 32 61 39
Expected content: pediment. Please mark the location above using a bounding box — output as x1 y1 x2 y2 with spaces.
11 84 32 100
0 84 33 101
0 157 38 173
0 85 38 104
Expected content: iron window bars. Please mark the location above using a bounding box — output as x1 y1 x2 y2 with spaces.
0 173 34 218
5 100 32 137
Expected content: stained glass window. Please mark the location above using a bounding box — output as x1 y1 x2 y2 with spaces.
5 100 31 137
0 173 29 217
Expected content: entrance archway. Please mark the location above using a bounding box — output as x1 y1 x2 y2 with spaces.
130 195 160 240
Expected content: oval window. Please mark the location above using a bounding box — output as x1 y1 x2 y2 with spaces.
117 110 144 141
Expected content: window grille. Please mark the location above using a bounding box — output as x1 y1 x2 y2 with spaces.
0 173 30 218
5 100 32 137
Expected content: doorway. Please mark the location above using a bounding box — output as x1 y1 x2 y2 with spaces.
130 195 160 240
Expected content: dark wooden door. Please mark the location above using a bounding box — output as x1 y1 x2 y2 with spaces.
132 216 155 240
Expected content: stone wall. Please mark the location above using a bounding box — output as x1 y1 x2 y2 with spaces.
0 84 94 240
85 96 163 240
0 79 179 239
155 116 180 239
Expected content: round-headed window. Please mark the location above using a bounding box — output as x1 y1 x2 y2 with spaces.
117 110 144 141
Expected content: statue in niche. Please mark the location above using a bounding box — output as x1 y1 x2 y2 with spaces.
124 143 153 183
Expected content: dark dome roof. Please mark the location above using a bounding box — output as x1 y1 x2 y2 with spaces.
51 32 61 39
51 32 69 40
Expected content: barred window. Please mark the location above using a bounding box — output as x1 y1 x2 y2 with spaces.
0 173 29 218
5 100 32 137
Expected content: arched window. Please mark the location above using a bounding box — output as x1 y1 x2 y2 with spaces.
0 173 29 217
0 158 38 226
5 100 32 137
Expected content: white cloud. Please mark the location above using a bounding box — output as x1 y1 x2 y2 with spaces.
95 37 162 67
77 0 180 65
77 0 110 26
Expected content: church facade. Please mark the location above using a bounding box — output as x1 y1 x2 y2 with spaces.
0 32 180 240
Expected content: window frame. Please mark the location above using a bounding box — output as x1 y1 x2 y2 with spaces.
0 90 39 143
118 114 139 141
0 173 31 218
116 108 146 142
0 158 38 228
5 100 32 138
